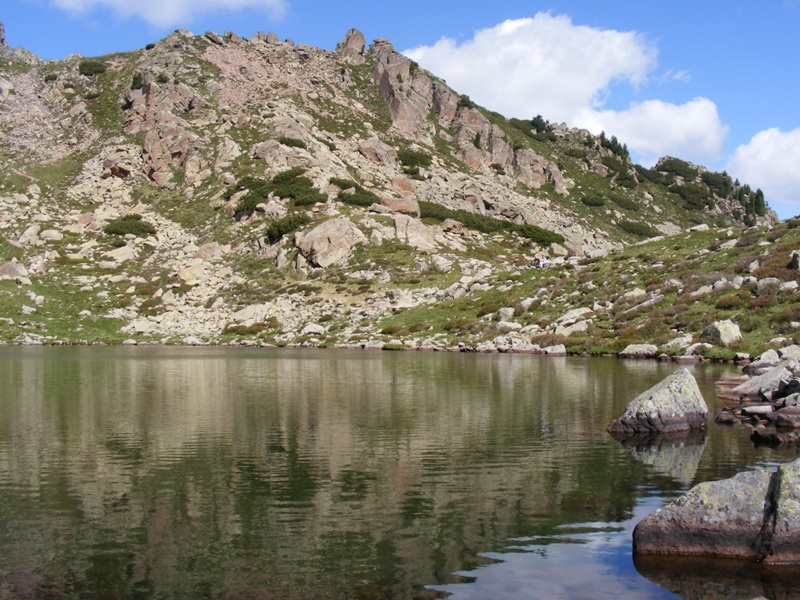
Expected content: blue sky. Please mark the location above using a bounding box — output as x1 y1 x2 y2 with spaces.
3 0 799 219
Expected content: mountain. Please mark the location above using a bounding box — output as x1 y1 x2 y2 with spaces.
0 25 797 356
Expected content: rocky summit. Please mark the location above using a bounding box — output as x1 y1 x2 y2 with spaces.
0 24 797 352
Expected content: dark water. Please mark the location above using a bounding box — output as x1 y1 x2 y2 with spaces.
0 347 797 599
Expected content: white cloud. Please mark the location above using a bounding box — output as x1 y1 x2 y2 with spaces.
51 0 287 28
573 98 728 167
404 13 728 166
727 128 800 218
405 13 656 124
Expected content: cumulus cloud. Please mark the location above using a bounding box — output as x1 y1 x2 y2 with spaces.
573 98 728 166
405 13 656 124
51 0 287 28
727 128 800 218
405 13 728 166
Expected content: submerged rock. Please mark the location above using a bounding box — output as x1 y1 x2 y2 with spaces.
607 368 708 435
634 458 800 564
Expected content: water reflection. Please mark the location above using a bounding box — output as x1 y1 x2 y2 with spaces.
609 430 707 485
0 348 795 598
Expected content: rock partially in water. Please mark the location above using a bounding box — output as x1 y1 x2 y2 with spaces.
606 368 708 435
634 458 800 564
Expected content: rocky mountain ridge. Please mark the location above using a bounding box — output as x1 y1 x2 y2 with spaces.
0 24 796 354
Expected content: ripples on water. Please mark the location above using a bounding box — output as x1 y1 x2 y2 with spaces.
0 347 798 599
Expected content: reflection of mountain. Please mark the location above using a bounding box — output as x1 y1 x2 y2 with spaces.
0 348 742 598
610 430 707 485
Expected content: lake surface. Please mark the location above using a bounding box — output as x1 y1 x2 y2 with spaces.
0 347 798 599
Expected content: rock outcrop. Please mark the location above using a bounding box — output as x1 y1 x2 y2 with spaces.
607 369 708 434
633 459 800 564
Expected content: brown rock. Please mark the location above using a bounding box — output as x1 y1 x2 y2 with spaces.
380 196 420 218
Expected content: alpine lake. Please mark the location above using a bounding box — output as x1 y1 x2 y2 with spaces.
1 346 799 599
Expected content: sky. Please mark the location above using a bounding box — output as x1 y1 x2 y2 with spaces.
3 0 799 219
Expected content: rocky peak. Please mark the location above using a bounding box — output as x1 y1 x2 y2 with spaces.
335 28 366 64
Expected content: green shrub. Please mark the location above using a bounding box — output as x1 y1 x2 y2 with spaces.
104 214 156 237
234 168 325 218
78 60 107 77
156 73 170 84
277 136 307 149
457 94 475 109
419 201 564 245
581 196 605 207
490 163 506 175
618 220 659 238
145 43 156 50
398 149 432 169
330 178 381 207
657 157 698 180
131 72 144 90
44 73 57 83
611 193 639 211
701 171 733 197
265 213 311 244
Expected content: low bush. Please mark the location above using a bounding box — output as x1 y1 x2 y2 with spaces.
104 214 156 237
581 196 605 207
715 294 746 310
234 168 325 219
398 149 432 169
330 178 381 208
611 193 639 211
617 221 659 238
265 213 311 244
44 73 57 83
131 72 144 90
78 60 107 77
277 137 307 149
418 201 564 245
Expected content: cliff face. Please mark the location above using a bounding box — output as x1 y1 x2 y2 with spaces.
0 24 792 350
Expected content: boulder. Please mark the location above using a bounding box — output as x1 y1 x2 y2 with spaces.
0 259 28 280
380 196 420 218
358 138 397 167
618 344 659 359
700 319 742 346
634 458 800 564
788 250 800 271
723 359 800 401
541 344 566 356
606 368 708 434
744 348 782 376
294 218 367 268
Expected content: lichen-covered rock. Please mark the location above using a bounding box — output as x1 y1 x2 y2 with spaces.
607 368 708 434
700 319 742 346
634 458 800 564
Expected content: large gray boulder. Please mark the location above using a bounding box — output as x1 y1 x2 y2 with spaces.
294 218 366 268
607 368 708 434
634 458 800 564
700 319 742 346
618 343 658 359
